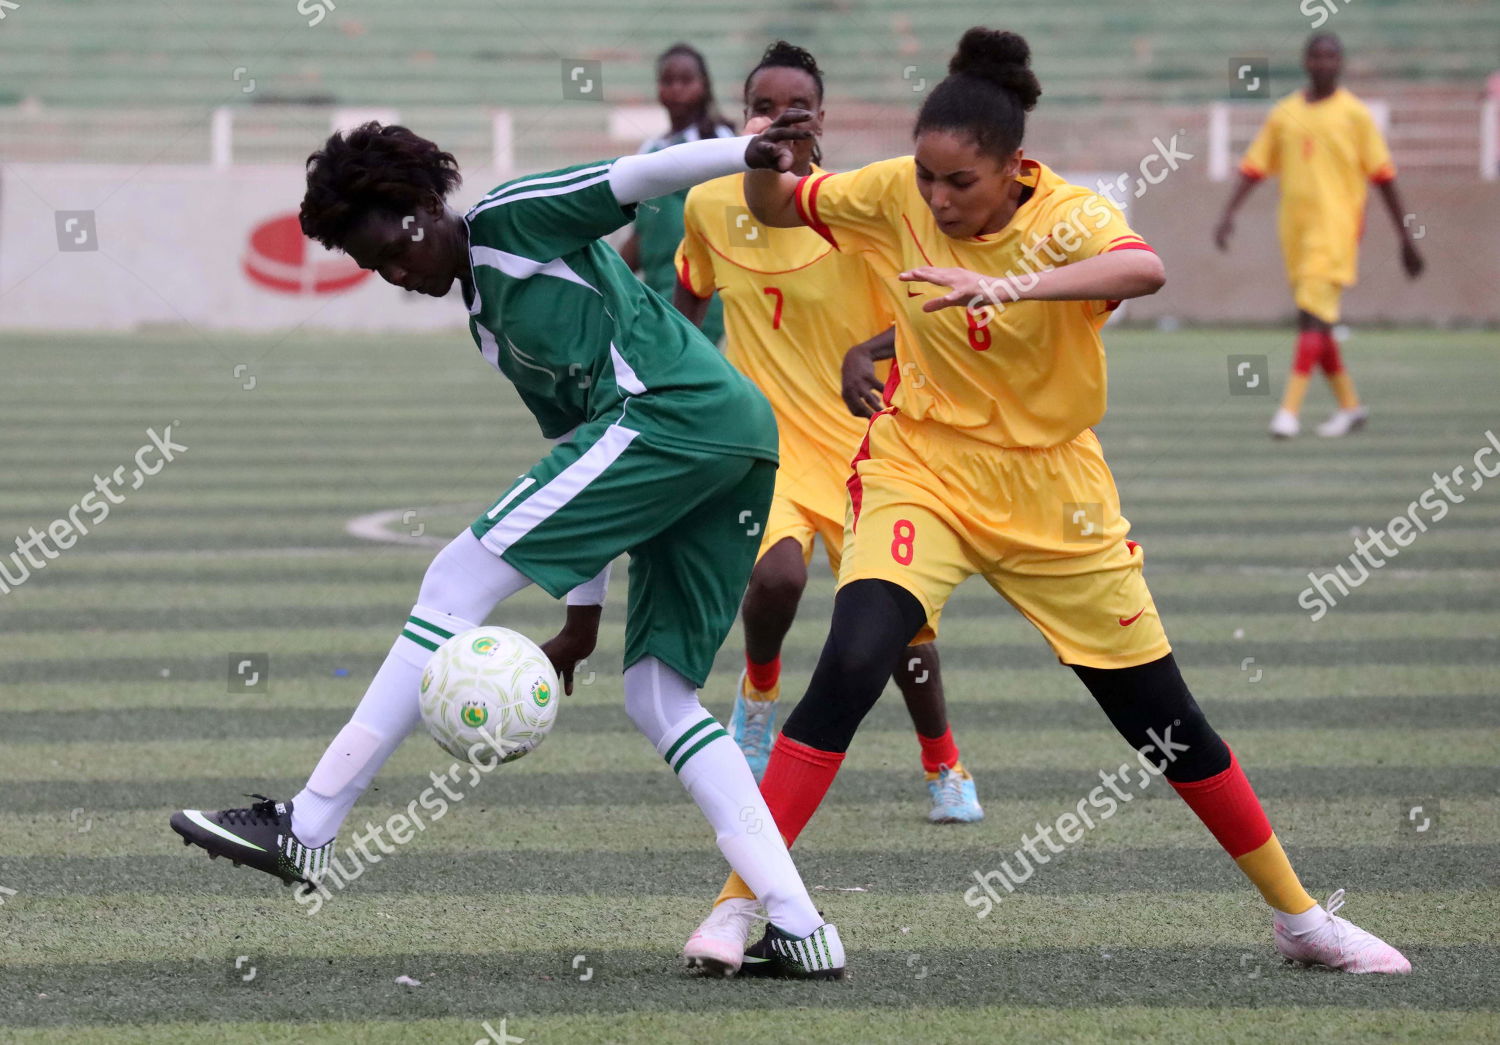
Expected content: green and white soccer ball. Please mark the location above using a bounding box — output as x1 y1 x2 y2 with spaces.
419 626 560 766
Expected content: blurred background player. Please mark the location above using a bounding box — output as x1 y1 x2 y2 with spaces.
1214 32 1425 439
691 27 1413 979
619 42 735 346
673 41 982 826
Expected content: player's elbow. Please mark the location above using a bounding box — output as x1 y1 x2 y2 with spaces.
1132 252 1167 296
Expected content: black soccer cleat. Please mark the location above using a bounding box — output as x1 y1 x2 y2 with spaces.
169 795 331 889
737 921 846 980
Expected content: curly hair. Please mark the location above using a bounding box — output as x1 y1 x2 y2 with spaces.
299 122 462 250
914 28 1042 161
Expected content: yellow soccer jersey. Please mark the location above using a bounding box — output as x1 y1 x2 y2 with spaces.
794 157 1151 450
677 171 893 519
1240 88 1395 286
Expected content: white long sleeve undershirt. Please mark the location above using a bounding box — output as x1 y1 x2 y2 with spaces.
607 135 754 205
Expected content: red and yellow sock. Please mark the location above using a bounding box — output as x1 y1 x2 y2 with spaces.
745 653 780 696
1169 748 1317 914
1320 331 1361 409
1280 330 1323 415
714 735 845 906
917 726 961 777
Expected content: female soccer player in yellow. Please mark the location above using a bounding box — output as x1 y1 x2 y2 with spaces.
671 41 982 829
687 27 1411 979
1215 32 1424 439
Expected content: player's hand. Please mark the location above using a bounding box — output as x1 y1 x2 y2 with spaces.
539 607 600 696
742 115 773 136
1400 239 1425 279
899 266 1013 313
1213 217 1233 251
841 344 885 418
745 109 814 172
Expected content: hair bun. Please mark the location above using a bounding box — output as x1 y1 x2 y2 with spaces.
948 27 1041 111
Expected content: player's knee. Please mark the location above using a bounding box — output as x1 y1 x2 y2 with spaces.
622 656 703 748
1075 653 1232 783
747 541 807 608
417 536 471 606
1152 705 1231 783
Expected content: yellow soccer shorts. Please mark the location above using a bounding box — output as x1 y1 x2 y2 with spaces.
757 462 849 574
838 412 1172 669
1292 278 1342 325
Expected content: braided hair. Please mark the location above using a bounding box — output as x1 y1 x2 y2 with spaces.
744 40 825 165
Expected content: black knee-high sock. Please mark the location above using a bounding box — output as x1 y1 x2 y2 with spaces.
781 579 927 753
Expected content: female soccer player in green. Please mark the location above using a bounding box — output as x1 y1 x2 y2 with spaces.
619 42 736 345
169 119 844 978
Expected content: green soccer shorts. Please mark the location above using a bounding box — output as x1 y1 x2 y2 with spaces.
471 417 775 688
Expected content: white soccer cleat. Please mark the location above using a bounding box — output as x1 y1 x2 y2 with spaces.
1269 408 1301 439
1274 889 1412 974
683 897 762 977
1316 406 1370 437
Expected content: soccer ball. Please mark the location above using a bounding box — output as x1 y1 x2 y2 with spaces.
419 626 560 766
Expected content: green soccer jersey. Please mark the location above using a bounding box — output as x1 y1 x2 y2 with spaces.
461 160 776 462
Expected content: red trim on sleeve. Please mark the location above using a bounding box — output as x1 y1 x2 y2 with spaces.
1102 242 1156 310
794 173 838 248
1238 163 1266 181
676 257 710 300
1370 163 1396 184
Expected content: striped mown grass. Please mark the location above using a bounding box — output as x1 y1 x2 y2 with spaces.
1 329 1496 1043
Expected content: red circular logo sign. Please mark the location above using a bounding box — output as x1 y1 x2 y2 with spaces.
242 213 371 295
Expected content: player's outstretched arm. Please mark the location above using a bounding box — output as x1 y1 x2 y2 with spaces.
608 118 809 206
1373 178 1425 278
743 110 816 228
901 250 1165 313
1213 172 1261 251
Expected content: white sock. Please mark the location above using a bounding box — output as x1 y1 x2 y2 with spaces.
292 606 474 847
1276 901 1330 934
290 531 533 847
625 657 822 937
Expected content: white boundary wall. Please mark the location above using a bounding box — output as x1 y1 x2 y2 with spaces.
0 164 486 332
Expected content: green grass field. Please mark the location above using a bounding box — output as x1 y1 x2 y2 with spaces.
1 328 1497 1044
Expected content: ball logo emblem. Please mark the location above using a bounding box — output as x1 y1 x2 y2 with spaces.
471 636 499 656
460 703 488 727
532 679 553 708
